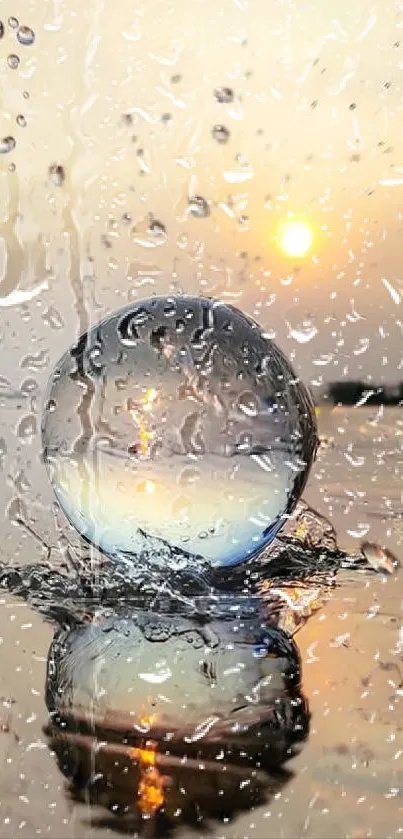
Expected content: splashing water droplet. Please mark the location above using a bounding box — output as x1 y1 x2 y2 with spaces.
7 54 20 69
0 136 16 154
212 124 230 144
214 87 234 104
17 25 35 45
42 296 317 568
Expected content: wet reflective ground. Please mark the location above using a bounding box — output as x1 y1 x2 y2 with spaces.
0 407 401 838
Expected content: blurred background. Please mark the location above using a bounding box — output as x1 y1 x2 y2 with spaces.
1 0 403 399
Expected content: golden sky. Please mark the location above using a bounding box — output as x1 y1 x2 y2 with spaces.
1 0 403 391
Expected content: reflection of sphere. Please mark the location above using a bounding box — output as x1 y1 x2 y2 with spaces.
42 296 317 566
45 613 309 816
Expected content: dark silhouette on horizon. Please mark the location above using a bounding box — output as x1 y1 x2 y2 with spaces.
326 381 403 406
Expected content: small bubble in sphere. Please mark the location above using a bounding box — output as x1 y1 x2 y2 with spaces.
8 17 18 29
42 296 318 568
17 25 35 45
16 114 26 127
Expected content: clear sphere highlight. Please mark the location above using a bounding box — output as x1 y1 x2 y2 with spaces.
42 296 318 567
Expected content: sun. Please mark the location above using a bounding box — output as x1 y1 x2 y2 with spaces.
278 220 313 259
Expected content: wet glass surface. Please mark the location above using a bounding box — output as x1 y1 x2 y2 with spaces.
0 1 403 837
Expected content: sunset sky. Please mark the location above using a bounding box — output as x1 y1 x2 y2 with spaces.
1 0 403 392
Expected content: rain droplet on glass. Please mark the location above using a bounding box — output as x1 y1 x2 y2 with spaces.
188 196 210 218
0 137 16 154
7 54 20 69
42 306 64 330
17 414 37 443
48 164 65 186
212 125 230 144
214 87 234 104
17 25 35 45
149 219 166 237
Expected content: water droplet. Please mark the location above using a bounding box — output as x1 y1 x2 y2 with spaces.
42 306 64 330
17 413 37 443
212 125 230 144
287 322 318 344
7 54 20 69
20 377 38 396
42 295 317 568
0 437 7 468
13 469 31 493
188 195 210 218
7 497 29 528
132 217 167 248
17 25 35 46
149 219 166 237
163 299 177 317
223 166 254 184
8 17 18 29
16 114 26 127
237 391 259 417
20 350 49 370
347 523 370 538
176 233 188 249
0 21 4 39
22 90 29 99
48 164 65 186
0 136 16 154
214 87 234 104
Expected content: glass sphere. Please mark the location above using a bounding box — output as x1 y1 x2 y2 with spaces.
42 295 318 567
